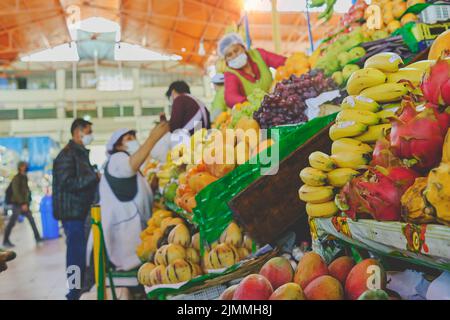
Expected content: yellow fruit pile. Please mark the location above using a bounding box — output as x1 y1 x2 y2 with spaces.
402 129 450 226
136 210 203 286
204 222 254 270
362 0 422 36
275 52 311 82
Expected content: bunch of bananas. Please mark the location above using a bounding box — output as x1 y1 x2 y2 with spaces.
346 52 422 103
330 95 391 145
298 152 339 218
156 162 180 189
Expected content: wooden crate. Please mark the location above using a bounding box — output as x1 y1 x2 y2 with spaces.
228 123 333 245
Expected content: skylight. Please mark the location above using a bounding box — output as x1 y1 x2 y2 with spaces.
20 17 181 62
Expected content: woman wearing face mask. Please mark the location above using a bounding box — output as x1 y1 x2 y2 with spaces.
218 33 286 108
90 123 169 271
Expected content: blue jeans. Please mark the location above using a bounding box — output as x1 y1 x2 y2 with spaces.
62 220 86 300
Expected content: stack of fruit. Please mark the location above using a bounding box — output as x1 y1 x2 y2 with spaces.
254 69 338 128
203 222 253 271
339 0 368 29
156 161 182 190
314 29 367 76
275 52 311 82
220 252 392 300
137 212 202 286
361 0 423 38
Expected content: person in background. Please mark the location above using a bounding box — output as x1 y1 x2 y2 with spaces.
217 33 286 108
52 118 99 300
210 73 228 121
87 122 169 271
3 161 42 247
165 80 211 135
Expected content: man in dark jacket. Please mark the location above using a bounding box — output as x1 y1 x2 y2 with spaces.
3 161 41 247
53 118 99 300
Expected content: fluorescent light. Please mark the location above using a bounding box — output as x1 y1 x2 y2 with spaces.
114 42 182 61
244 0 353 13
21 42 79 62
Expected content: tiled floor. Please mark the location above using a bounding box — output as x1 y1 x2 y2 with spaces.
0 219 68 300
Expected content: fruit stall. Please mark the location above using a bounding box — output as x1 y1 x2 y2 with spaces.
133 0 450 301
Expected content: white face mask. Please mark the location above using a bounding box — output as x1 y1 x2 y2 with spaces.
125 140 140 155
228 53 248 69
82 134 94 146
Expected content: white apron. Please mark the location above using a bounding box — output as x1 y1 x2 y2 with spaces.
86 152 152 271
150 94 208 163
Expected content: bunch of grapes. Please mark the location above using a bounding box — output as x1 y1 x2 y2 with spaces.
254 69 337 129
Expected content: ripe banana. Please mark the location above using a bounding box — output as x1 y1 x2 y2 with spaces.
336 109 380 126
341 95 380 112
381 102 401 109
331 138 373 155
328 168 360 187
364 52 403 72
376 107 399 123
329 121 368 141
407 60 434 72
330 151 371 169
360 83 409 103
346 68 387 95
354 123 391 143
306 201 339 218
386 68 424 86
298 185 335 204
299 167 328 186
309 151 336 172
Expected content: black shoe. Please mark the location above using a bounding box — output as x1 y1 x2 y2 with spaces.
3 240 15 248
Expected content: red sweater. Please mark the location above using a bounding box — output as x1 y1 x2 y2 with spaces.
224 48 286 108
169 94 211 135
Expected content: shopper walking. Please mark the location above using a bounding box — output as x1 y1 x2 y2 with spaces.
3 161 42 247
52 118 99 300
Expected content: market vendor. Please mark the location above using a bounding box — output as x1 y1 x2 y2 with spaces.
87 123 169 271
218 33 287 108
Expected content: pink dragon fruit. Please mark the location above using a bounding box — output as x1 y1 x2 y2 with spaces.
371 136 402 168
421 57 450 106
389 100 447 172
336 167 418 221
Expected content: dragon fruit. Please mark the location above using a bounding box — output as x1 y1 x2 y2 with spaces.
420 57 450 106
389 99 447 172
371 136 402 168
336 167 418 221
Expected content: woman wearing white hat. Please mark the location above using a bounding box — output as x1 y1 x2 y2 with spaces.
217 33 286 108
87 122 169 271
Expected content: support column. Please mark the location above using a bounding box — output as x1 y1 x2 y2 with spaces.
271 0 282 54
132 68 142 116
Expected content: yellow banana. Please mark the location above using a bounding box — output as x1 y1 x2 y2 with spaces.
306 201 339 218
328 168 360 187
299 167 328 186
346 68 387 95
336 109 380 126
309 151 336 172
376 107 399 123
407 60 434 72
331 138 373 155
329 121 368 141
299 185 335 204
386 68 424 86
330 151 371 169
341 95 380 112
360 83 409 103
381 102 401 109
364 52 403 72
354 123 391 143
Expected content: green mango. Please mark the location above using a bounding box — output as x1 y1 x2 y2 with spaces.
163 182 178 203
357 289 390 300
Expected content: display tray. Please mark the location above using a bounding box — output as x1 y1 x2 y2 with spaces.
144 248 279 300
311 216 450 272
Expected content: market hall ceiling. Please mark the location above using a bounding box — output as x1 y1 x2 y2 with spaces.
0 0 341 67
